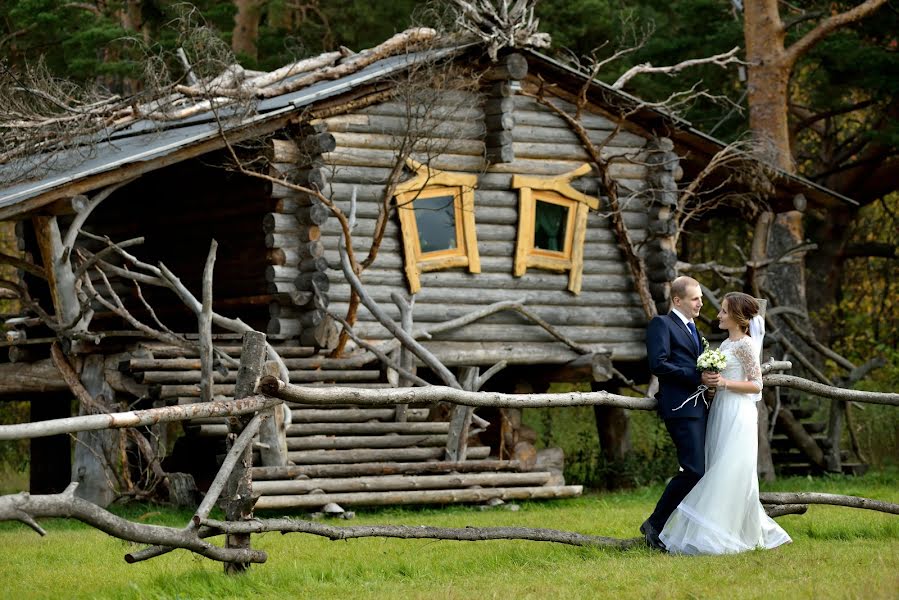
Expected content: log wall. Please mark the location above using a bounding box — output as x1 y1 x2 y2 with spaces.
305 92 671 362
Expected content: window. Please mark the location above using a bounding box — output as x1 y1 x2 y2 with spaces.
512 163 600 294
395 159 480 293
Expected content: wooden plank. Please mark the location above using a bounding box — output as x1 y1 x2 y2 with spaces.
324 283 641 307
286 434 449 450
330 131 484 156
287 422 450 435
254 484 583 509
286 445 491 464
139 369 381 384
250 460 523 480
327 302 647 327
254 472 552 495
291 408 429 423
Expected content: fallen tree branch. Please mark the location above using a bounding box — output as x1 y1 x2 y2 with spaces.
260 379 657 410
0 394 281 440
759 492 899 515
763 504 808 518
0 483 266 564
199 517 640 549
763 375 899 406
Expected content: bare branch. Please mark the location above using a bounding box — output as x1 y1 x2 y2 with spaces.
199 516 639 549
0 395 280 441
0 484 266 564
760 491 899 515
612 47 742 90
785 0 888 67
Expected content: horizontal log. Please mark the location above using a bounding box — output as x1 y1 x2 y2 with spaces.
330 301 646 327
422 340 644 363
254 472 551 495
138 369 381 385
0 395 280 440
154 380 391 398
483 53 529 81
286 445 491 464
349 323 644 345
287 433 448 450
324 283 641 308
295 271 330 292
335 269 636 294
323 113 487 139
254 484 582 509
137 343 316 358
296 203 333 226
512 124 647 148
287 421 449 436
512 142 645 162
763 374 899 406
330 131 485 156
291 408 428 423
262 380 657 411
250 459 522 480
513 96 619 129
0 359 66 395
359 99 484 121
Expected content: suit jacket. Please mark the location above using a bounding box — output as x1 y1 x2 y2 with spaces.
646 312 705 419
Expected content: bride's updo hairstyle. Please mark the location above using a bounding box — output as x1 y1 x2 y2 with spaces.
723 292 759 335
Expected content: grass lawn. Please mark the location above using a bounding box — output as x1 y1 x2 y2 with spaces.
1 470 897 600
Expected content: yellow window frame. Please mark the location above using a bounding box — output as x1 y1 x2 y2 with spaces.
394 158 480 293
512 163 600 294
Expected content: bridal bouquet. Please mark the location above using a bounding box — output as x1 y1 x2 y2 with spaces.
674 341 726 412
696 340 727 372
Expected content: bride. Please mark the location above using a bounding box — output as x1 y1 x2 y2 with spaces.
659 292 792 555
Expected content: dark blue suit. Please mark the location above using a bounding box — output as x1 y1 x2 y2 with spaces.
645 312 708 531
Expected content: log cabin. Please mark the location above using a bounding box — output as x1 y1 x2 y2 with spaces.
0 29 854 508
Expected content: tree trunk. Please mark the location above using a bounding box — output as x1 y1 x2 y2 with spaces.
232 0 264 62
72 355 120 507
742 0 792 171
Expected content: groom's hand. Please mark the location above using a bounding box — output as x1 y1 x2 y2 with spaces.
701 371 720 387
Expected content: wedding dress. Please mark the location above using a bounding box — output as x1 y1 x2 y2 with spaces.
659 319 791 555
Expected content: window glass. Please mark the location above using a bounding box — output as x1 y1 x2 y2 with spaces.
414 194 457 253
534 200 568 252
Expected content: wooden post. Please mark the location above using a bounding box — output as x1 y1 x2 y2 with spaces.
29 395 71 494
393 294 415 422
71 355 119 507
31 216 82 331
222 330 266 574
445 367 479 461
257 361 288 467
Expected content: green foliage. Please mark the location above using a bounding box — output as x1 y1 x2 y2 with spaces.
0 471 896 599
523 401 678 489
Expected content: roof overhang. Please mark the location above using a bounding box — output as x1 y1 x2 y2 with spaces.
522 49 858 212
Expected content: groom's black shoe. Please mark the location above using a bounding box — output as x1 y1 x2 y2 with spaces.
640 520 667 552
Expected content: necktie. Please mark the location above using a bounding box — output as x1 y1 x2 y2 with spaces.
687 322 701 353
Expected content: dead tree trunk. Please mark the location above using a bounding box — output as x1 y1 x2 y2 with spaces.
221 330 266 575
71 354 120 507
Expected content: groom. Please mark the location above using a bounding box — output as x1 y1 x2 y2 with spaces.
640 276 716 551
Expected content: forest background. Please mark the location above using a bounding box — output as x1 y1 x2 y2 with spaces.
0 0 896 487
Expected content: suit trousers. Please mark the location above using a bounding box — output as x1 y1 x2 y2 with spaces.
648 414 708 531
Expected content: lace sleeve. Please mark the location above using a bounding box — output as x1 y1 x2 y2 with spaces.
733 338 763 392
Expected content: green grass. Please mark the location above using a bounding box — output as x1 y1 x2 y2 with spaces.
2 471 897 599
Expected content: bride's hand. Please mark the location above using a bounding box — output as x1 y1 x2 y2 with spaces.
701 371 720 387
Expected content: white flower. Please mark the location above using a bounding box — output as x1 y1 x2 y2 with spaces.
696 348 727 372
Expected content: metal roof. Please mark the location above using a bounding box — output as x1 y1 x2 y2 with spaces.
0 41 854 217
0 45 467 216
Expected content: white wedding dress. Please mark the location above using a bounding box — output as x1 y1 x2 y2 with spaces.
659 324 792 555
